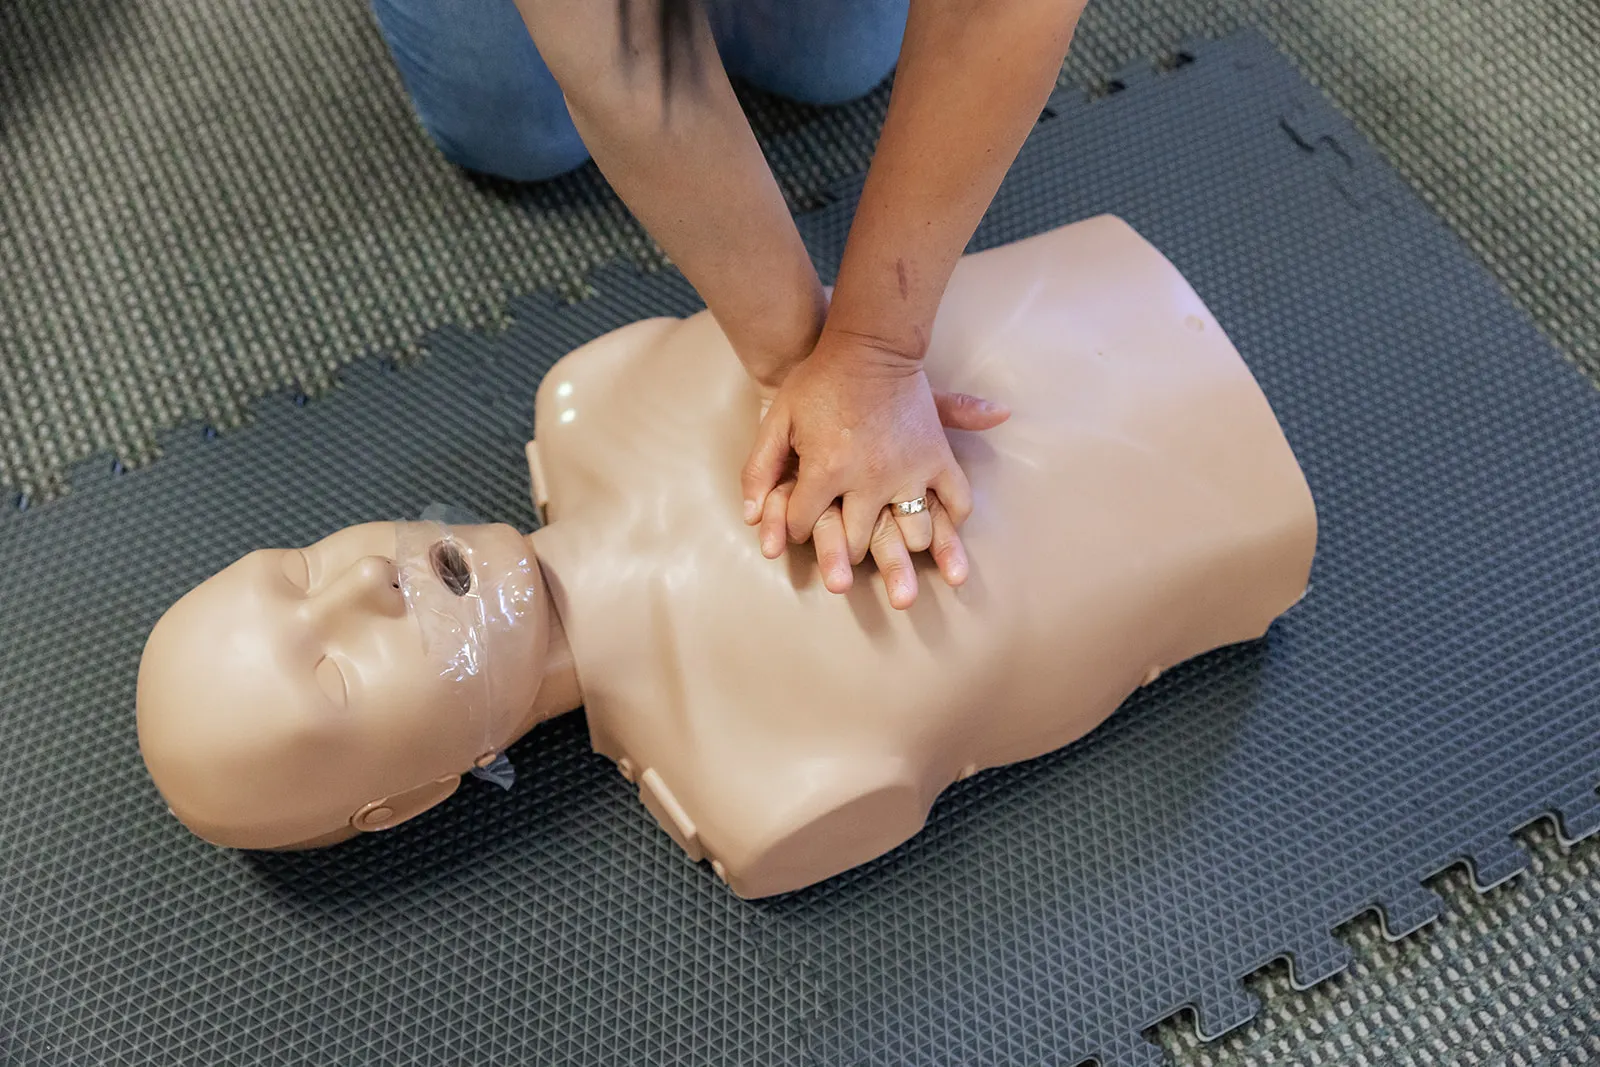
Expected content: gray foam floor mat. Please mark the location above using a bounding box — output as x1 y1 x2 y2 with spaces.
1 31 1597 1067
1149 818 1600 1064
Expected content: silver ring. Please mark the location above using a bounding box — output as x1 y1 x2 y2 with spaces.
892 496 927 517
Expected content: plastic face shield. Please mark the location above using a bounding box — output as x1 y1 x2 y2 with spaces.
392 505 523 789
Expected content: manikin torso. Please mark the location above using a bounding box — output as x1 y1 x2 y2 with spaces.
526 216 1316 899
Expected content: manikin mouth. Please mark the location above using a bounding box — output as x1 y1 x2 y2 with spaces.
429 541 473 597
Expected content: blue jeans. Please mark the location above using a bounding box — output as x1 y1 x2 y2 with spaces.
370 0 910 182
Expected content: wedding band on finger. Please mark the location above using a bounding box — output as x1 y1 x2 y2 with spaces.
890 495 934 554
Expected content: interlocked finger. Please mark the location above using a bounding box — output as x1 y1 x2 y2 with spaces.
925 492 970 587
813 503 852 594
759 481 795 559
889 490 933 553
870 507 919 610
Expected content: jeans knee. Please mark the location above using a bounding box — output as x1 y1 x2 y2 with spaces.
370 0 591 182
424 115 591 183
778 44 901 106
720 0 908 106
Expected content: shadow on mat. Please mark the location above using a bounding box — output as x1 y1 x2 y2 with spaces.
242 711 629 915
755 639 1268 915
241 640 1266 920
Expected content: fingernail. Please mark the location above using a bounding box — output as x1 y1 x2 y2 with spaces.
743 499 759 523
763 535 780 558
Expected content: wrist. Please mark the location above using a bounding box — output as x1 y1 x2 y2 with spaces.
819 318 928 367
728 282 829 390
814 322 928 382
824 264 940 368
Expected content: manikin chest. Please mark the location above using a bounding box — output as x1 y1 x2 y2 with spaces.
522 217 1317 897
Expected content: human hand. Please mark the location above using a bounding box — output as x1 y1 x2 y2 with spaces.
740 332 1009 608
756 481 980 609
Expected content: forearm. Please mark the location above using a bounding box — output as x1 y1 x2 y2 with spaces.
825 0 1087 363
512 0 826 387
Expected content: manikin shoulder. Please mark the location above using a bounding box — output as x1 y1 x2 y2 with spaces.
528 313 752 525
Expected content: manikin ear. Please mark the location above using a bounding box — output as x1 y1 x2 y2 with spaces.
350 775 461 833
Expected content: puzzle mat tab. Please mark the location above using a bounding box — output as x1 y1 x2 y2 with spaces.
1 30 1597 1067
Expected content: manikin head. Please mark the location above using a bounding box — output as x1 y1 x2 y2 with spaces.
136 520 551 850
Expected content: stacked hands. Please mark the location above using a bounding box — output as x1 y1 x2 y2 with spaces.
739 327 1009 611
496 0 1087 607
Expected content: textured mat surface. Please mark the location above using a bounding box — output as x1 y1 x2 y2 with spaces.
1150 822 1600 1065
3 0 1597 503
2 32 1598 1066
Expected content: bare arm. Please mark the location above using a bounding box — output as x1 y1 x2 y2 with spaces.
744 0 1087 607
825 0 1088 362
514 0 1081 609
511 0 826 390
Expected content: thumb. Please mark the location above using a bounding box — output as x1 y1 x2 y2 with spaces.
934 391 1011 432
741 410 794 525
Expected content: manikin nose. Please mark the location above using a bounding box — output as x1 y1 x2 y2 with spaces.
303 555 400 626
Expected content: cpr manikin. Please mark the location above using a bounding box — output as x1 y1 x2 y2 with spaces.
136 216 1317 898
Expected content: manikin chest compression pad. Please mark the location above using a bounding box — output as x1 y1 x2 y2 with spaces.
1 30 1597 1067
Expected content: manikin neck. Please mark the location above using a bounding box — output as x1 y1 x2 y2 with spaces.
505 573 583 746
532 599 583 723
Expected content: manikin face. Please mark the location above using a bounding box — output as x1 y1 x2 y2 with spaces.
136 522 549 850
